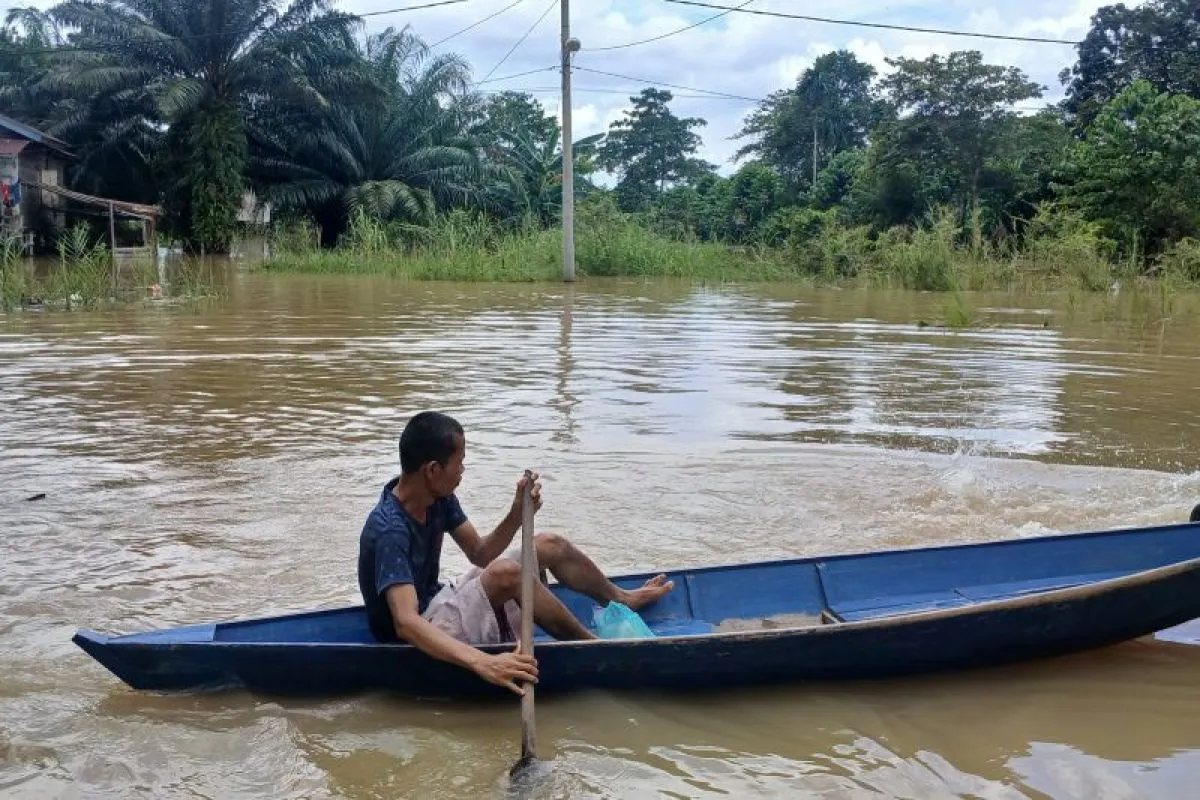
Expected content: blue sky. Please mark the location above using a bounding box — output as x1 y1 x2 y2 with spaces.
344 0 1108 173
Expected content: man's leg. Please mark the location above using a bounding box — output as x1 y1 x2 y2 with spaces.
480 557 597 641
531 533 674 611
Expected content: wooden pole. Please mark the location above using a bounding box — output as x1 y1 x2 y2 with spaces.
108 200 117 297
517 468 538 764
560 0 575 283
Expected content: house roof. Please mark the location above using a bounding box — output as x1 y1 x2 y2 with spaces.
25 180 160 219
0 113 74 158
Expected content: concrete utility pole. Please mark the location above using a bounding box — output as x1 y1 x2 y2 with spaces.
561 0 578 282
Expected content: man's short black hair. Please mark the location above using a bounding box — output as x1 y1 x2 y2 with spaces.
399 411 464 474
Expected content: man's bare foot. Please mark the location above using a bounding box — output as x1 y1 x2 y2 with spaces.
618 574 674 611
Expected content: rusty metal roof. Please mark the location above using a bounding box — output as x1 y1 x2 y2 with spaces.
0 114 74 158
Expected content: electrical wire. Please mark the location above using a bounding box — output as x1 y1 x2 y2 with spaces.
662 0 1082 46
1 0 470 57
477 0 558 84
479 85 765 100
430 0 526 48
475 65 557 85
573 65 761 102
360 0 470 19
587 0 756 51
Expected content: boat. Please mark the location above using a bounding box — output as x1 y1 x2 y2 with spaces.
75 507 1200 698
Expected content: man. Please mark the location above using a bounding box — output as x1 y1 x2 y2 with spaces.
358 411 674 695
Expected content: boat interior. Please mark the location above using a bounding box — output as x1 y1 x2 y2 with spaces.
112 520 1200 645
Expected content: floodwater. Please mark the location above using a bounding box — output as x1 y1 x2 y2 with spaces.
3 268 1200 799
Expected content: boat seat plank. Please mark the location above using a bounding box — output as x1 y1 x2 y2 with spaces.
952 571 1127 601
830 594 975 622
686 561 825 626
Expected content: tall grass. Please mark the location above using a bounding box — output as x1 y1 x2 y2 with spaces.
0 234 28 310
1 225 221 312
261 201 1200 297
264 207 800 282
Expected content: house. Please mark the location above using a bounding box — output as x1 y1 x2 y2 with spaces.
238 190 272 228
0 112 73 251
0 112 159 256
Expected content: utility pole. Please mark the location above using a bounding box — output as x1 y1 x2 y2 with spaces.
560 0 578 282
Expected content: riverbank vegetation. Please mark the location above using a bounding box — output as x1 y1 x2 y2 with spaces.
0 226 221 311
3 0 1200 290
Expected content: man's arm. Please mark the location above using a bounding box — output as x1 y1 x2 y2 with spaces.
450 516 518 568
385 584 537 695
449 472 542 567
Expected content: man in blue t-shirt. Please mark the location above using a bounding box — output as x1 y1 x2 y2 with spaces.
358 410 674 695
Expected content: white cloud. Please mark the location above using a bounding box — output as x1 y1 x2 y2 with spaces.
345 0 1107 172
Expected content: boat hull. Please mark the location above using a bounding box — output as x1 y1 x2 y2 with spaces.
73 519 1200 698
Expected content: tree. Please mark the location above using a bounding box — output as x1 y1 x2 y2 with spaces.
1061 80 1200 259
982 113 1072 240
42 0 359 253
469 91 600 225
487 129 603 226
881 50 1043 250
808 149 866 211
477 91 559 154
249 26 482 245
734 50 888 194
598 88 712 211
1 9 64 126
1061 0 1200 130
849 118 959 230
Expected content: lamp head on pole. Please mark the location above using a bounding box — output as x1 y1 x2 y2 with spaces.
564 37 581 53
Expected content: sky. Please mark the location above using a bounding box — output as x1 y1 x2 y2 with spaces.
344 0 1110 173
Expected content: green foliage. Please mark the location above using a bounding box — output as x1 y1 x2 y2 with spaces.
808 149 866 211
249 26 481 246
1060 80 1200 261
0 233 28 310
875 207 961 291
598 88 713 211
1155 238 1200 284
734 50 889 194
269 215 322 255
159 100 247 253
1061 0 1200 129
26 0 358 248
5 2 1200 295
880 50 1044 251
1019 204 1118 291
477 91 559 154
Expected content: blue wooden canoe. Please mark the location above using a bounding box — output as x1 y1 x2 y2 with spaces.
75 514 1200 697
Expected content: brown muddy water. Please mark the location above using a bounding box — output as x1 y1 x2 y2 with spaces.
3 269 1200 799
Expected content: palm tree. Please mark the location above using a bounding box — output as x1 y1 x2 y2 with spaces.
248 26 483 246
483 127 603 226
40 0 359 252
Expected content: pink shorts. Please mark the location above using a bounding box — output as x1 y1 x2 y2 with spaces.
422 551 522 645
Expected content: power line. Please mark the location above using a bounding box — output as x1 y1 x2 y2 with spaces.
477 0 558 84
430 0 526 48
1 0 469 57
587 0 756 52
475 65 557 85
573 65 761 102
481 85 765 101
662 0 1082 46
361 0 470 19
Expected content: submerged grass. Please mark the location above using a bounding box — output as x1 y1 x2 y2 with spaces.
265 209 799 282
260 204 1200 332
1 227 222 313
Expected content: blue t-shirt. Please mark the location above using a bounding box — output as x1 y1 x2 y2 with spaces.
357 477 469 641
